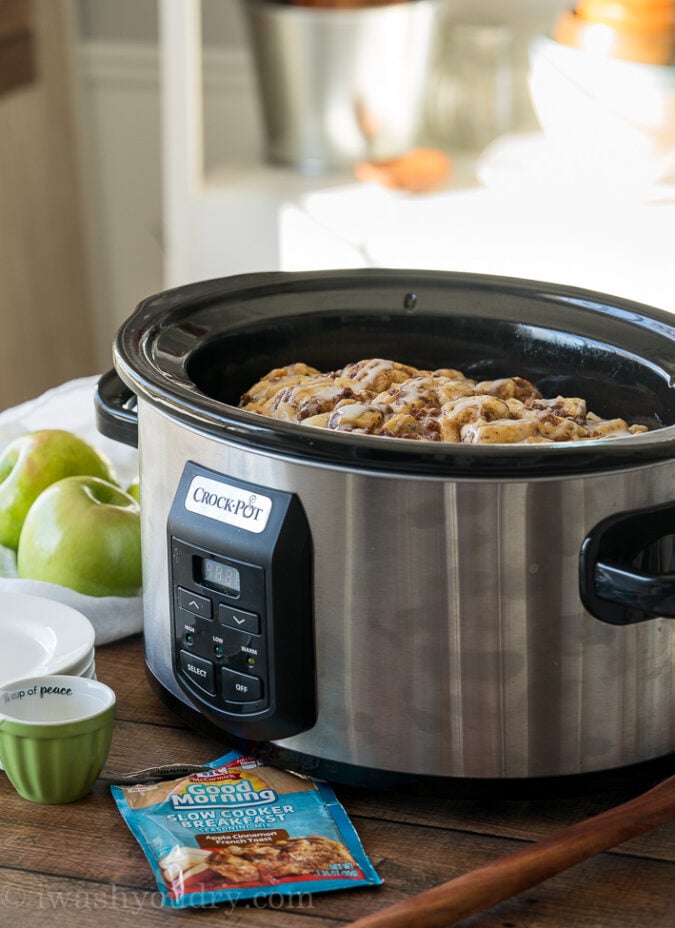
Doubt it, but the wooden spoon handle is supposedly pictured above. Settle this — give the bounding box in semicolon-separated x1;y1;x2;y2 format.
348;774;675;928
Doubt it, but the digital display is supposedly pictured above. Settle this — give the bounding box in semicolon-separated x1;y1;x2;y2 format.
201;557;240;595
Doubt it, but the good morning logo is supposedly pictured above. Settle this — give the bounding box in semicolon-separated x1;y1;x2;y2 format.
170;780;277;809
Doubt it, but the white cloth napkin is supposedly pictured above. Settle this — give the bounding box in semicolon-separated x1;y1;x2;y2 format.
0;376;143;645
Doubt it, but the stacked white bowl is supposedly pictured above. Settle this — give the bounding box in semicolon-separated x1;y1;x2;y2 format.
0;592;97;688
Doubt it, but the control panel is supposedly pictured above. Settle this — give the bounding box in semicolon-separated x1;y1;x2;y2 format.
167;462;315;741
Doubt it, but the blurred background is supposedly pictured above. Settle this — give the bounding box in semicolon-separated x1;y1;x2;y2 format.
1;0;673;408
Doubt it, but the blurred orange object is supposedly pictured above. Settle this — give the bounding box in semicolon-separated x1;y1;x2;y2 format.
553;1;675;63
354;148;451;193
578;0;675;31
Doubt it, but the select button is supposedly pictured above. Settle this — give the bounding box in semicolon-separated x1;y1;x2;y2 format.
179;650;215;695
221;667;263;703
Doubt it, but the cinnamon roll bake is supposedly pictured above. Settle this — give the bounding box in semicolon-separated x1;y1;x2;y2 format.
239;359;648;444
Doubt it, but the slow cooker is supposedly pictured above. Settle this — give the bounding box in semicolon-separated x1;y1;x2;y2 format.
96;269;675;791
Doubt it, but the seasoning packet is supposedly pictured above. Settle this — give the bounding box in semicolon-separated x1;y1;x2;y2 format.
111;750;382;908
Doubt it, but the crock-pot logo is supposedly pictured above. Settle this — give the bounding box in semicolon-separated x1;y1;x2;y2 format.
192;487;262;519
185;476;271;533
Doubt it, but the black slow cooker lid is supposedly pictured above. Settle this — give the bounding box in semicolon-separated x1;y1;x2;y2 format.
112;269;675;478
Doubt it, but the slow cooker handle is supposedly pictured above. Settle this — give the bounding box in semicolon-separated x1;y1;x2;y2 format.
579;501;675;625
94;368;139;448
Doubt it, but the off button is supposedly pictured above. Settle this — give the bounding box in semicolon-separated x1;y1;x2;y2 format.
221;667;263;703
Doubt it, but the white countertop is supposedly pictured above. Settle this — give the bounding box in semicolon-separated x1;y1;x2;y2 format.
278;134;675;315
185;133;675;316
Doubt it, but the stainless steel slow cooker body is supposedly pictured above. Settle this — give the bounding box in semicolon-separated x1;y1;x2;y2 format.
97;269;675;786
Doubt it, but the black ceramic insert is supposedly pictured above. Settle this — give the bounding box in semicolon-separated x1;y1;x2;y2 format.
110;269;675;478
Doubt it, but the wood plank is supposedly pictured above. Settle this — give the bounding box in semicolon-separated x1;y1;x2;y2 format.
2;767;674;928
102;717;226;777
310;820;675;928
0;868;343;927
338;784;675;864
2;635;675;928
94;635;186;729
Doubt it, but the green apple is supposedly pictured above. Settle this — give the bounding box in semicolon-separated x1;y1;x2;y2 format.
0;429;116;550
17;476;141;597
126;481;140;503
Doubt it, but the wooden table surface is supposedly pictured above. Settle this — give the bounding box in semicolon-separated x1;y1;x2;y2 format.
1;634;674;928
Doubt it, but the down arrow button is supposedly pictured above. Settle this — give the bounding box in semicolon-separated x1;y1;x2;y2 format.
218;604;261;636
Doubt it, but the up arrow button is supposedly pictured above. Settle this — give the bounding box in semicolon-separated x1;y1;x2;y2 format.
177;587;213;619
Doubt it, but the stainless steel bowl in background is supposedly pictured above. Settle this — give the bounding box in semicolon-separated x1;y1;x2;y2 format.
241;0;443;172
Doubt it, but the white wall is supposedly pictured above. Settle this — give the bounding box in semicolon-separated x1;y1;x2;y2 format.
75;8;262;366
76;42;164;368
